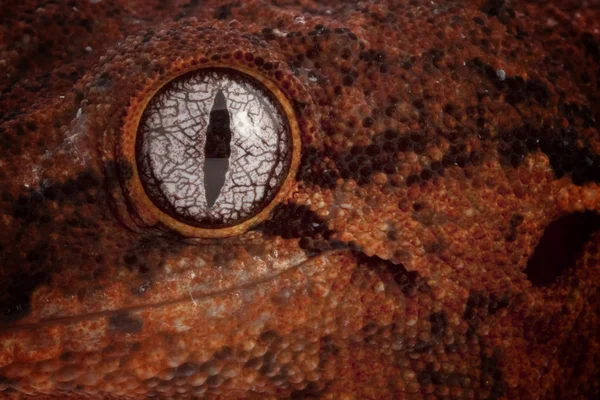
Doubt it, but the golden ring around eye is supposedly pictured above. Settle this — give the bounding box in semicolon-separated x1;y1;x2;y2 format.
119;63;301;238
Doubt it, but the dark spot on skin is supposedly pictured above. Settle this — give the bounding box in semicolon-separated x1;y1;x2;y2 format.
290;383;327;399
514;27;528;41
80;18;93;33
406;174;421;186
213;251;237;268
462;291;511;338
320;335;338;359
174;0;202;20
60;351;76;362
123;236;184;276
12;191;46;223
358;254;431;297
297;146;340;189
429;311;448;337
505;230;517;242
418;363;446;386
481;0;514;25
95;72;111;88
258;204;344;256
12;171;101;222
142;30;154;43
506;78;549;106
498;124;600;185
505;213;524;242
308;25;331;38
175;362;200;377
424;48;444;68
410;341;433;354
108;312;143;334
525;211;600;287
292;100;307;115
387;229;399;241
206;375;225;387
244;357;262;370
258;351;278;377
488;293;510;314
480;351;506;400
123;253;137;266
261;27;277;41
473;17;485;26
442;139;480;171
463;292;484;334
0;128;16;158
425;241;442;253
214;346;233;360
0;375;15;392
581;32;600;62
104;160;123;187
469;58;550;106
299;130;436;189
117;159;134;181
259;330;280;344
1;171;104;324
359;49;387;63
560;102;596;129
413;201;425;212
510;213;524;227
0;271;50;323
481;0;505;16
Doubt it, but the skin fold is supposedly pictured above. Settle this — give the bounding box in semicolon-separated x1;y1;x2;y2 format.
0;0;599;398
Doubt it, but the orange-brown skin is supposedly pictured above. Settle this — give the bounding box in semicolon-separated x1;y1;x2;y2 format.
1;0;600;398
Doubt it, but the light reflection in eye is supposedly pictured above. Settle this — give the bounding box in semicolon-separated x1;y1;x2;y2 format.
136;68;291;228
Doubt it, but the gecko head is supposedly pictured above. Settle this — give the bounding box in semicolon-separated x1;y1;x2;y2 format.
1;1;600;398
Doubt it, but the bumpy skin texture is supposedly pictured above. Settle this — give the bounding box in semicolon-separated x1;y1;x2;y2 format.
1;0;600;398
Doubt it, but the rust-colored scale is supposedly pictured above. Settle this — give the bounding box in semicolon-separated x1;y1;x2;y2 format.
0;0;599;399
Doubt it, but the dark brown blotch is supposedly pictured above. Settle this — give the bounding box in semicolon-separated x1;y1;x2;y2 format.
429;311;448;337
359;254;431;297
0;271;50;323
175;362;201;377
468;58;550;106
525;211;600;286
258;204;343;256
498;124;600;185
108;312;143;334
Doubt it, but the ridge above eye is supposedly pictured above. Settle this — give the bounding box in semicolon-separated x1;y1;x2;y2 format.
136;68;291;229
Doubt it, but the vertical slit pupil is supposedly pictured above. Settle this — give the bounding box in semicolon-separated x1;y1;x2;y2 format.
204;89;232;208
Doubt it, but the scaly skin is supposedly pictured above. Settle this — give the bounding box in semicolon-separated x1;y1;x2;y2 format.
1;0;600;398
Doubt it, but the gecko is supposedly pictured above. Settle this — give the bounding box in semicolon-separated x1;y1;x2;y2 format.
1;0;599;398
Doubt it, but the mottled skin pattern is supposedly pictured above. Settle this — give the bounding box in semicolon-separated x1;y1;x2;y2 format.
1;0;600;398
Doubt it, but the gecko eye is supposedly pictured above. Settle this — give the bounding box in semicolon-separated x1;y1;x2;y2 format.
135;68;292;230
